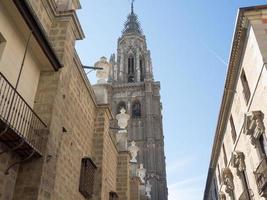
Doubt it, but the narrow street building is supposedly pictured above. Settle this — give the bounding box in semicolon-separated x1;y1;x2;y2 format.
204;5;267;200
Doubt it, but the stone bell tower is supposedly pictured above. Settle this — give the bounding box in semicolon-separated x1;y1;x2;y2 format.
107;2;168;200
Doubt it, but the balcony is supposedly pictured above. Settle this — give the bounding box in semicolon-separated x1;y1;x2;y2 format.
254;157;267;197
0;72;46;158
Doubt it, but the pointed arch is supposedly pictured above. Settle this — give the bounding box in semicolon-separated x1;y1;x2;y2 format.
117;101;126;114
132;100;141;118
128;55;135;82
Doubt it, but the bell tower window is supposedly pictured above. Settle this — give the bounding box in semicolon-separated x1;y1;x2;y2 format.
132;101;141;118
128;57;135;82
140;59;145;82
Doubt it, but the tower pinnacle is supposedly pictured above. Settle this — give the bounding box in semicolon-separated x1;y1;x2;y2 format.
122;0;142;35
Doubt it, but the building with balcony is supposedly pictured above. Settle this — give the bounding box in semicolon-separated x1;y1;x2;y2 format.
0;0;143;200
204;5;267;200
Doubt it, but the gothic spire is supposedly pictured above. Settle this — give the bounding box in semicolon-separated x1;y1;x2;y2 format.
122;0;143;35
131;0;134;14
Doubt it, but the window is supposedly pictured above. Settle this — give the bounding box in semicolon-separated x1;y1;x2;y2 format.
140;59;145;81
79;157;97;199
259;134;267;157
217;165;221;184
132;101;141;118
0;33;6;60
117;101;126;114
128;57;134;82
222;144;228;167
241;70;251;104
109;192;119;200
230;115;237;143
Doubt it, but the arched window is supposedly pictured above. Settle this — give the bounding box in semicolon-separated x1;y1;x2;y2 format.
132;101;141;118
128;56;135;82
117;101;126;114
140;58;145;82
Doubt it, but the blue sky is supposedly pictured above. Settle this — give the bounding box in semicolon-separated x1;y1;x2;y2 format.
76;1;267;199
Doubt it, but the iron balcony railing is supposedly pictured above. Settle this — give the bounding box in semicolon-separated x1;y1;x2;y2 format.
254;157;267;197
0;72;46;157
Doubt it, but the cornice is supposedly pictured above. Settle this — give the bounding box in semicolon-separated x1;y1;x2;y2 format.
73;49;98;106
96;104;114;120
112;82;145;89
46;0;84;40
118;34;146;45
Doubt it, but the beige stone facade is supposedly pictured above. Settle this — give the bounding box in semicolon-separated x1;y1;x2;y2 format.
0;0;133;200
204;5;267;200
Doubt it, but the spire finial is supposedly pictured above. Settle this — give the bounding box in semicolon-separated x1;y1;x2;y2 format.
131;0;134;14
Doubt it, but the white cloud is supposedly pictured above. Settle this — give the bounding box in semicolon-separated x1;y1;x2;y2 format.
167;157;205;200
168;176;205;200
166;157;195;175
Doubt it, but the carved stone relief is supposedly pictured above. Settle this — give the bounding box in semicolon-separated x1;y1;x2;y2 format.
243;111;265;146
222;167;234;194
231;151;245;177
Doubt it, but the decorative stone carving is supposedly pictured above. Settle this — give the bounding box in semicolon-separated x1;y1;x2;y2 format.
116;108;130;130
231;151;245;177
95;57;111;84
128;141;139;163
222;168;234;194
145;181;152;199
219;192;226;200
244;111;265;146
137;164;146;183
116;108;130;151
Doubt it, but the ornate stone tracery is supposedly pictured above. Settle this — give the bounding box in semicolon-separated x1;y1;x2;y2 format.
243;111;265;146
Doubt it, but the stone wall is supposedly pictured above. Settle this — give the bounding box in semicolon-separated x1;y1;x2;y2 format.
117;151;131;200
92;106;118;200
0;143;19;200
130;177;140;200
0;0;100;200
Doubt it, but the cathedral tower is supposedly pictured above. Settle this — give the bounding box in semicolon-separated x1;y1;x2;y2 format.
107;2;168;199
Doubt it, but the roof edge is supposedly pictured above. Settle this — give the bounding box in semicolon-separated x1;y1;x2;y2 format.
13;0;62;71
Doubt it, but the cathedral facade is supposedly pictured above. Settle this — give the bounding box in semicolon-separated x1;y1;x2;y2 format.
106;4;168;200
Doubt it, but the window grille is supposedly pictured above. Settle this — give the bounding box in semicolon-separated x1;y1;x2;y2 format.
109;191;119;200
79;157;97;199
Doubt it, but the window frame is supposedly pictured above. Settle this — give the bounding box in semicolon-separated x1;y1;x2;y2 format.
79;157;97;199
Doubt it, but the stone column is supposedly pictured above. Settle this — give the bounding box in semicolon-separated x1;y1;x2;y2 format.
117;151;131;200
136;50;140;82
119;50;124;82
